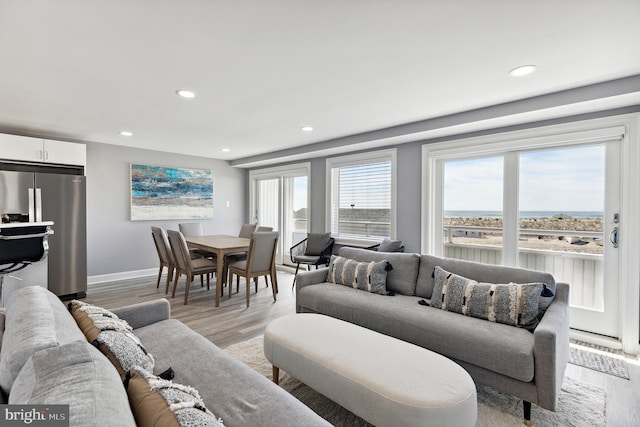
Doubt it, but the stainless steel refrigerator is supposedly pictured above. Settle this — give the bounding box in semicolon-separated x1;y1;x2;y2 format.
0;164;87;299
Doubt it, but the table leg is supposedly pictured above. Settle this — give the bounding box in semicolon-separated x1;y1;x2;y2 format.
215;250;224;307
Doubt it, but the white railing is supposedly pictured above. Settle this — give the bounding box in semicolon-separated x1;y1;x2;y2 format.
443;225;604;310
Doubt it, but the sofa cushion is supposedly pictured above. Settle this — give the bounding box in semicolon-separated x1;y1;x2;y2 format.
9;340;136;427
431;266;543;332
126;368;224;427
69;300;154;379
0;286;85;394
133;319;330;427
327;255;390;295
296;283;536;382
339;247;420;295
416;254;556;313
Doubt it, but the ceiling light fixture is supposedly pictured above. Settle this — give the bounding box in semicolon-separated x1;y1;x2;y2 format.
176;89;196;98
301;126;314;132
221;148;230;153
120;131;133;137
508;65;538;77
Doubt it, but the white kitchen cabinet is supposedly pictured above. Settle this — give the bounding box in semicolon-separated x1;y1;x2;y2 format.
0;133;43;162
43;139;86;166
0;133;86;167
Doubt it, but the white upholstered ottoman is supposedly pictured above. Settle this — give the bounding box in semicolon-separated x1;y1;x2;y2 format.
264;314;477;427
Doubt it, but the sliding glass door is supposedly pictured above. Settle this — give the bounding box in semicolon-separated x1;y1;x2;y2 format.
427;129;624;338
250;164;310;266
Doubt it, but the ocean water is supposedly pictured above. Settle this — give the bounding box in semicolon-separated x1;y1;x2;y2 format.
444;210;603;219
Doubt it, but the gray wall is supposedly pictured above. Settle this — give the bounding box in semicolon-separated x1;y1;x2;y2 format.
86;142;246;278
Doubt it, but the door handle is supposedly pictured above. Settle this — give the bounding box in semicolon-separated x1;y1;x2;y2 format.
609;227;619;248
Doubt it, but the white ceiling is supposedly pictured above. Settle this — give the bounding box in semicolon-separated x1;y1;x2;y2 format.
1;1;639;166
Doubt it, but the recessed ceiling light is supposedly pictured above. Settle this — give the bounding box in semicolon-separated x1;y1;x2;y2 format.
120;131;133;137
301;126;314;132
221;148;230;153
176;89;196;98
508;65;537;77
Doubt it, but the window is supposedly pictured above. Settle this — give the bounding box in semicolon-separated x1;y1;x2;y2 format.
326;149;396;242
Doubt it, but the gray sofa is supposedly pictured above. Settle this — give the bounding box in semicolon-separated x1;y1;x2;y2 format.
0;286;330;427
296;247;570;423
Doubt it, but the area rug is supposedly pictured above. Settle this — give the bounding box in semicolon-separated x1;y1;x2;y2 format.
225;336;606;427
569;339;629;379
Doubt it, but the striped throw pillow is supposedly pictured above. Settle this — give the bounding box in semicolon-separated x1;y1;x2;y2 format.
327;255;391;295
431;266;543;332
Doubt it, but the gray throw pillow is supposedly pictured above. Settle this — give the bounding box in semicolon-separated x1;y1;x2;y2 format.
305;233;331;256
327;255;391;295
431;266;543;332
9;340;136;427
377;238;404;252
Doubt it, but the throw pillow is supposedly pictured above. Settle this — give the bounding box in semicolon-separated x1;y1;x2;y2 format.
327;255;391;295
431;266;543;332
126;368;224;427
305;233;331;256
69;300;154;379
9;340;137;427
377;238;404;252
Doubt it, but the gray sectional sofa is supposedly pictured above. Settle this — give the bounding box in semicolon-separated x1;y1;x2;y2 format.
0;286;330;427
296;247;570;423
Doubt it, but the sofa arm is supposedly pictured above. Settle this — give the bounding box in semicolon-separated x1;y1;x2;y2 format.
111;298;171;330
533;282;570;410
295;267;329;293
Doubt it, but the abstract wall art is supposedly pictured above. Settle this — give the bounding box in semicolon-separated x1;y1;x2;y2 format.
130;164;213;221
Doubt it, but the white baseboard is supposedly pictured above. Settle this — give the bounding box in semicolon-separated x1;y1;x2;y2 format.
88;268;157;285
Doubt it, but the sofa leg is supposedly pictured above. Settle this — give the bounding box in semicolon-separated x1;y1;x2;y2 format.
523;401;531;426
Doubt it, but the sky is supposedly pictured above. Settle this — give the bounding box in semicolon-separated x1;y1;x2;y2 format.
444;145;606;212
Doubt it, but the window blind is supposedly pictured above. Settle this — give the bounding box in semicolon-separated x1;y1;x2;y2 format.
330;160;392;239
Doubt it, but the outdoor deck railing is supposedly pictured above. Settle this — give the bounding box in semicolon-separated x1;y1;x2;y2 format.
443;225;603;310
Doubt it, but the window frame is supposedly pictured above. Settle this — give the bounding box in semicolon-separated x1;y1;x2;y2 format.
325;148;397;245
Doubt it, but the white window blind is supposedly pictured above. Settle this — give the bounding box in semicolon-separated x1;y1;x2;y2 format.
328;151;395;240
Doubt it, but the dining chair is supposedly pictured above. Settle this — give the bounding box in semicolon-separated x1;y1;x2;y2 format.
256;226;274;231
223;223;259;265
238;223;257;238
178;222;216;259
227;231;279;308
167;230;218;305
290;232;335;288
151;226;174;294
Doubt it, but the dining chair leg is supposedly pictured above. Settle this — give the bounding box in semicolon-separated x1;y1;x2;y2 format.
272;267;279;294
270;272;277;302
165;267;173;294
254;277;258;293
184;273;192;305
227;270;233;299
206;273;210;291
171;271;180;298
156;265;163;288
245;277;251;307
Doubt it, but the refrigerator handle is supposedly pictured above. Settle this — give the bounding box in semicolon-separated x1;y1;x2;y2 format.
28;188;35;222
35;188;42;222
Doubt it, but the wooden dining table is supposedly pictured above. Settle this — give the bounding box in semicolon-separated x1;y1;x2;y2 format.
185;234;250;307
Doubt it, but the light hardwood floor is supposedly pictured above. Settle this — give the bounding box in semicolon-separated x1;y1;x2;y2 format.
86;270;640;426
